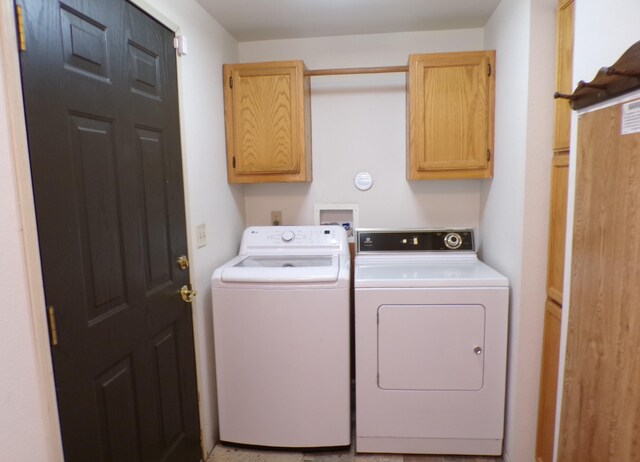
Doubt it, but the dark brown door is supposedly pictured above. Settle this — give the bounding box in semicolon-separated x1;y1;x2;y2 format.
18;1;201;461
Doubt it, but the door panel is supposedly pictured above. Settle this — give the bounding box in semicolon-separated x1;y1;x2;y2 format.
96;356;142;461
19;1;201;461
137;127;173;291
153;325;187;451
546;152;569;305
536;300;562;462
233;67;300;175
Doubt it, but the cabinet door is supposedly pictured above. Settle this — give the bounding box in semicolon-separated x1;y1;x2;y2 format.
536;300;562;462
223;61;311;183
553;0;575;151
407;51;495;180
546;152;570;304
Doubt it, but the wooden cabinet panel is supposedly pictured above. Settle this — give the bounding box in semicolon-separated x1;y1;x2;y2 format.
553;0;575;151
559;101;640;462
536;300;562;462
407;51;495;180
547;152;569;304
536;1;573;458
223;61;311;183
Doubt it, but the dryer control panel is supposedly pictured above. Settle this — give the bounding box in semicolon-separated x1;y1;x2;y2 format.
356;229;474;253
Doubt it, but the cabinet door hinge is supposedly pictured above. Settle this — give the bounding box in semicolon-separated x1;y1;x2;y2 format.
487;149;491;162
229;76;233;89
47;306;59;347
487;63;492;77
15;4;26;52
232;156;236;169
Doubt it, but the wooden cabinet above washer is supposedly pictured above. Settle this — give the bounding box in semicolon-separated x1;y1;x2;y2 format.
407;51;495;180
223;60;312;183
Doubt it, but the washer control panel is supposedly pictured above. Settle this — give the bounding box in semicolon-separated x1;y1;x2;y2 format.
240;226;348;254
357;229;474;253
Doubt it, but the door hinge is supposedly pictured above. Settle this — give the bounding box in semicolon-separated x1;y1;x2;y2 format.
487;149;491;162
47;306;58;347
15;4;26;52
487;63;492;77
229;76;233;89
232;156;236;169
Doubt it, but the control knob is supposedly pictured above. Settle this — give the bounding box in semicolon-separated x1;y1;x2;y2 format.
281;230;295;243
444;232;462;250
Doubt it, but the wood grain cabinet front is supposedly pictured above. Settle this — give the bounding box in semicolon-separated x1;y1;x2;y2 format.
223;60;312;183
407;51;495;180
553;0;575;151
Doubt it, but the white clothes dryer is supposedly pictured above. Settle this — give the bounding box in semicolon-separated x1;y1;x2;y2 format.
211;226;351;448
354;229;509;456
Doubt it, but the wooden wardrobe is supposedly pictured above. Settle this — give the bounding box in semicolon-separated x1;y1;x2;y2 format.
552;38;640;461
557;93;640;462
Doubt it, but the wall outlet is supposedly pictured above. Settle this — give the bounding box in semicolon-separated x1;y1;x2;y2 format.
196;224;207;248
271;211;282;226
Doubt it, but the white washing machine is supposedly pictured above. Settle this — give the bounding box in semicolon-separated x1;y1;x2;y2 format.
211;226;351;448
354;229;509;456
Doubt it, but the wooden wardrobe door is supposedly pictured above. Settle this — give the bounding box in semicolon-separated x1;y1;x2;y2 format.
558;100;640;461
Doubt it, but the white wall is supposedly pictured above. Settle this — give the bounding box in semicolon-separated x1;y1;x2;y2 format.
239;30;486;229
572;0;640;83
482;0;556;460
0;0;243;459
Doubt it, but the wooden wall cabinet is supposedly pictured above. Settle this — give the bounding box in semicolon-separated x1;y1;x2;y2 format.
223;60;312;183
407;51;495;180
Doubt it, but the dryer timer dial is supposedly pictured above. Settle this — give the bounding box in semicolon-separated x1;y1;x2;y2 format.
444;232;462;250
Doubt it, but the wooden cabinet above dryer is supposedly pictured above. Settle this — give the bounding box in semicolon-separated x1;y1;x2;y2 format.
407;51;495;180
223;60;312;183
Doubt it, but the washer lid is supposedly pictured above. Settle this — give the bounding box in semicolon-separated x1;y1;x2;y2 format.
220;255;340;283
355;257;508;288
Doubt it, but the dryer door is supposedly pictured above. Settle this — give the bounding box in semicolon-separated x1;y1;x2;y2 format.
377;304;485;390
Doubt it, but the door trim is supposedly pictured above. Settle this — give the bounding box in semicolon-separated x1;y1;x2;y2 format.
129;0;179;32
1;2;203;460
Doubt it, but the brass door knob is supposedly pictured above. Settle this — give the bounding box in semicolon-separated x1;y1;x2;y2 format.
180;285;196;303
176;255;189;270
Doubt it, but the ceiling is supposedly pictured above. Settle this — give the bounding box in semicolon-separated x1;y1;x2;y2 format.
195;0;503;42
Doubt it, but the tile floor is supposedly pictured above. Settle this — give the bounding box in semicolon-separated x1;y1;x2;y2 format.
207;443;503;462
